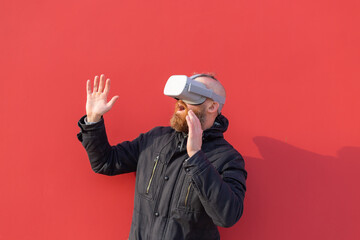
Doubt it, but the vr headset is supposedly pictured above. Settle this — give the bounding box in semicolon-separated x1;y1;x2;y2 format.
164;74;225;114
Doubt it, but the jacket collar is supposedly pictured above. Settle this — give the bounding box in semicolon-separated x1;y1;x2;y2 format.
203;114;229;140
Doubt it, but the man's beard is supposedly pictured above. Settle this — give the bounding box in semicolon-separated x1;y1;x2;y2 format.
170;100;206;133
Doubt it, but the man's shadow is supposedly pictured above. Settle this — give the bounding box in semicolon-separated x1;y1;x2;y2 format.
220;136;360;240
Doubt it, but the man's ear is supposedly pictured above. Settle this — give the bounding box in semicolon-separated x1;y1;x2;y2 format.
208;101;219;114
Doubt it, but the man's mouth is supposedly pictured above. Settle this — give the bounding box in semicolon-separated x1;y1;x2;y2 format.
178;104;185;111
175;100;187;114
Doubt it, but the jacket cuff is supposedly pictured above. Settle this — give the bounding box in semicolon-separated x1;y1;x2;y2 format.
84;116;101;125
77;115;105;142
78;115;104;131
183;150;211;176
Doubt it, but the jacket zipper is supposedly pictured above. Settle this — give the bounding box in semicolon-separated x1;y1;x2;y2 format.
184;183;192;207
146;155;159;194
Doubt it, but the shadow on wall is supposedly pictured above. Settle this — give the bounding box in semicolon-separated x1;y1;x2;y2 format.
220;136;360;240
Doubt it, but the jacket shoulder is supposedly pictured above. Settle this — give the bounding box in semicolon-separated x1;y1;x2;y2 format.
139;126;174;143
205;138;245;169
205;137;242;157
145;126;173;137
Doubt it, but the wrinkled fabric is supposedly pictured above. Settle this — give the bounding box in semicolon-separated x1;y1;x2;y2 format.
77;114;247;240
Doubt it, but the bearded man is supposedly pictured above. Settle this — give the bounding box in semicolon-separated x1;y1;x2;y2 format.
77;73;247;240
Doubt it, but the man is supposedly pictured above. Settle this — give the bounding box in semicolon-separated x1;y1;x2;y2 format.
77;73;247;240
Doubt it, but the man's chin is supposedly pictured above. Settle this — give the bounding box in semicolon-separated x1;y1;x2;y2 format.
170;114;188;133
172;126;188;133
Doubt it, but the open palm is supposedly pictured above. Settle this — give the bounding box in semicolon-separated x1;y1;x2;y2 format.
86;74;119;122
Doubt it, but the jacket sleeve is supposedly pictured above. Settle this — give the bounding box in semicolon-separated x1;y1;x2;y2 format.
182;150;247;228
77;115;144;176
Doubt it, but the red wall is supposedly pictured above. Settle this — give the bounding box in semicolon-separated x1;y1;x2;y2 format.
1;0;359;239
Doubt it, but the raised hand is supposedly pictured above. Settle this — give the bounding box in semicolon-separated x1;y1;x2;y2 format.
186;110;203;158
86;74;119;122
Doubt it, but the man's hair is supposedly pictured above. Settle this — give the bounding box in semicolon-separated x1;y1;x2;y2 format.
191;72;218;81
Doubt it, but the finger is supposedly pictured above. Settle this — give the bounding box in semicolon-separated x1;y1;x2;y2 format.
98;74;105;92
186;114;191;126
104;78;111;93
193;111;202;130
189;110;202;131
93;75;99;93
188;110;199;127
107;95;119;108
186;114;194;135
86;80;91;94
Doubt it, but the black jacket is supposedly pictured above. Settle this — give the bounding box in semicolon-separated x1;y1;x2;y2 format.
77;114;247;240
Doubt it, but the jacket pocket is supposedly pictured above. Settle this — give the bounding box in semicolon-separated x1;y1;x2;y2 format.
137;154;162;200
177;178;203;213
146;155;159;194
184;183;192;207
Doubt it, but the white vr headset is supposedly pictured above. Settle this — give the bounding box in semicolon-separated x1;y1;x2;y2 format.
164;74;226;114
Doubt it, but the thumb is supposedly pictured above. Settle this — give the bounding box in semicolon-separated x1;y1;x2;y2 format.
107;95;119;108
